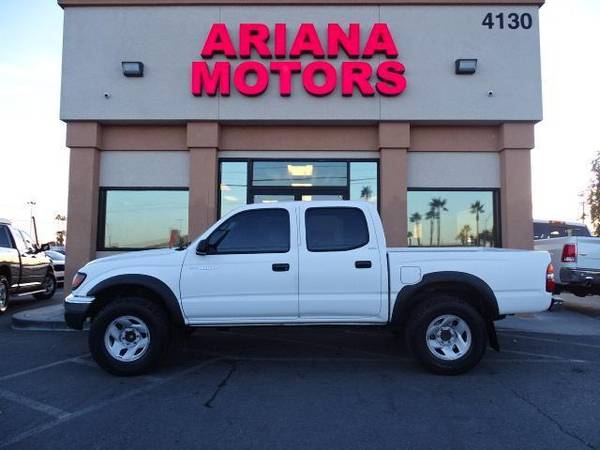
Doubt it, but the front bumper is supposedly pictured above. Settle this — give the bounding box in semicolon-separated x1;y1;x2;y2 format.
64;294;94;330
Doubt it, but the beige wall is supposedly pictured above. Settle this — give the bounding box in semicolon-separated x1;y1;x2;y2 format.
64;121;536;290
65;123;102;294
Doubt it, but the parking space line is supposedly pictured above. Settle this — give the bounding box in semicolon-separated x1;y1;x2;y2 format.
0;357;224;449
499;332;600;350
68;358;98;369
0;354;91;382
0;389;71;420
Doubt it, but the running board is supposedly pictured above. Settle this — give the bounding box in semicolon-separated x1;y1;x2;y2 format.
16;289;46;297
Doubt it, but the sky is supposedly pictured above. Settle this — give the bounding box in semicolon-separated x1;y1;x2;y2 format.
0;0;599;243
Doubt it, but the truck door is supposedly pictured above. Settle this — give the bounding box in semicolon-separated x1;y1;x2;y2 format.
9;227;44;289
0;225;20;287
180;207;299;322
298;205;384;320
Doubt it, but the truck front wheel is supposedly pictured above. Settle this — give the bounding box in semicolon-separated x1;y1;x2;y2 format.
89;297;170;376
0;275;9;315
33;273;56;300
406;295;487;375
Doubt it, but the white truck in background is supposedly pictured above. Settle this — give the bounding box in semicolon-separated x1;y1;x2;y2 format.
534;220;600;297
65;202;553;376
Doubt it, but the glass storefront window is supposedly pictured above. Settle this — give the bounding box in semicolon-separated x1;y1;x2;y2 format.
350;162;378;205
220;161;248;216
99;189;189;250
253;161;347;187
407;190;498;247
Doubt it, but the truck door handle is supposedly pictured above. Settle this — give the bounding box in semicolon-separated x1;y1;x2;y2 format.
272;263;290;272
355;260;372;269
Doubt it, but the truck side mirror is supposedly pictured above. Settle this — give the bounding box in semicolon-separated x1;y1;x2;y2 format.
196;239;209;255
40;243;50;252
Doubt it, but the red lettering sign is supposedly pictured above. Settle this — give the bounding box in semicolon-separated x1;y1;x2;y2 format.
192;23;406;97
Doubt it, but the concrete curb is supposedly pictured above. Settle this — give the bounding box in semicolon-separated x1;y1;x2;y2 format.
11;304;86;332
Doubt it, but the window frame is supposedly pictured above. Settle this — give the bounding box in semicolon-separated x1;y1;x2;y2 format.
97;186;190;252
407;187;502;248
305;206;370;253
206;208;291;255
218;158;380;219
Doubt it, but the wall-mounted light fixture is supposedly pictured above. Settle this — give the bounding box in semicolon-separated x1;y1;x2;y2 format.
455;59;478;75
121;61;144;77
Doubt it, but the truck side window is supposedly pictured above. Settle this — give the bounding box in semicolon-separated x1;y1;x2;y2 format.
207;208;290;254
9;227;28;253
305;207;369;252
0;226;12;249
18;230;36;253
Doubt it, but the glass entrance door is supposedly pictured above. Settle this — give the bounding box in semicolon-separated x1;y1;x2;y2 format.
252;189;346;205
219;159;378;218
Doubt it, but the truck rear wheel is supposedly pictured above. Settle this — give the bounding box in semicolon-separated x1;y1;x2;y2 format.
89;297;170;376
406;295;487;375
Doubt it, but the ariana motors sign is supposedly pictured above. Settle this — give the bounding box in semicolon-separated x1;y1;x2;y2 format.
191;23;407;98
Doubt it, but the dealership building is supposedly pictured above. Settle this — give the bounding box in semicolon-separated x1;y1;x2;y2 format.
59;0;544;289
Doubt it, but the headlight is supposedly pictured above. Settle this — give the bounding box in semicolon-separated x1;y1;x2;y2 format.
72;272;87;290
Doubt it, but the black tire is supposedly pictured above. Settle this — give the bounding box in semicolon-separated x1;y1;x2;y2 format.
0;275;9;315
406;294;487;375
89;297;171;376
33;273;57;300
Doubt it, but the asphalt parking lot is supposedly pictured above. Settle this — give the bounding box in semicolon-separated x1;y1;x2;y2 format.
1;292;600;449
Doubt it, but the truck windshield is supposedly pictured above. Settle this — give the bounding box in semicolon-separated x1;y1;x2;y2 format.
534;222;592;239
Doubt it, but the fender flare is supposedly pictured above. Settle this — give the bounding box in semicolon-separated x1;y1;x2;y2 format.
391;271;500;326
88;274;185;327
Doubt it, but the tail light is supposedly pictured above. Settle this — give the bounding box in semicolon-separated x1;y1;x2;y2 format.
561;244;577;263
546;263;555;293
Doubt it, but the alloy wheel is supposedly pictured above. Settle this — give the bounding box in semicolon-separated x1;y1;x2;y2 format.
425;314;472;361
104;315;151;362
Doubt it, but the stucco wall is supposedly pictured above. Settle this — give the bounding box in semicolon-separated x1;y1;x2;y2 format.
99;151;190;187
407;152;500;188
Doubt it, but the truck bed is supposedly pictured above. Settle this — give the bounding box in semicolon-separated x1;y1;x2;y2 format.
387;247;552;315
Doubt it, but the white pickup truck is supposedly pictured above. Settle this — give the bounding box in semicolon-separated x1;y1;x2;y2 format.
534;220;600;297
66;202;553;376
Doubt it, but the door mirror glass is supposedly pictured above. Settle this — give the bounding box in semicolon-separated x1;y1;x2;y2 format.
196;239;209;255
39;243;51;252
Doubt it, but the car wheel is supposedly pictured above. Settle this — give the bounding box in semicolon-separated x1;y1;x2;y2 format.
0;276;9;315
89;297;170;376
33;273;57;300
406;294;487;375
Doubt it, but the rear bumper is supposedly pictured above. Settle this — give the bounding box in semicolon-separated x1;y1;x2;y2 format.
559;268;600;286
64;294;94;330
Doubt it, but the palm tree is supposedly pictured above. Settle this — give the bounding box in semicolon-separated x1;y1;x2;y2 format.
409;212;422;246
431;197;448;246
470;200;485;246
425;208;436;246
360;186;373;202
407;231;413;246
478;229;494;247
456;224;472;246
